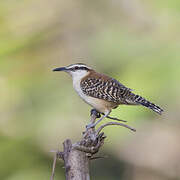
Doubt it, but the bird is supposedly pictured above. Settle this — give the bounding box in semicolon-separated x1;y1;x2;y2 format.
53;63;163;128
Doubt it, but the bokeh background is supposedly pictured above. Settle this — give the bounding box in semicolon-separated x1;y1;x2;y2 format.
0;0;180;179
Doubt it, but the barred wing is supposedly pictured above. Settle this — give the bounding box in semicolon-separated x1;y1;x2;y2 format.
80;77;132;104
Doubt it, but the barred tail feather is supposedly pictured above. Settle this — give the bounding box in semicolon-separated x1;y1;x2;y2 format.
139;99;163;115
133;94;163;115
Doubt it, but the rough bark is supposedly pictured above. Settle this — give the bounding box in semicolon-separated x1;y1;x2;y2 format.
63;139;90;180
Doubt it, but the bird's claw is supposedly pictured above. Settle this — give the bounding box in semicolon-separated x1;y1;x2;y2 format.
90;109;101;118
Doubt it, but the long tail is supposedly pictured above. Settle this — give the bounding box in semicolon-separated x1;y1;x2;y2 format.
129;93;163;115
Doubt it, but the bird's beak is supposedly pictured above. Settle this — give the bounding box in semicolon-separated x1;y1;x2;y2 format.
53;67;67;72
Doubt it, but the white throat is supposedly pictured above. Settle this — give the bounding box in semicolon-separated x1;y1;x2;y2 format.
69;70;89;99
70;70;89;83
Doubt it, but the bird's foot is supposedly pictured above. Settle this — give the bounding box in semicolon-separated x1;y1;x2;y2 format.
90;109;101;118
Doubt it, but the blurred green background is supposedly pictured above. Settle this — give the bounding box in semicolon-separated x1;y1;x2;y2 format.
0;0;180;179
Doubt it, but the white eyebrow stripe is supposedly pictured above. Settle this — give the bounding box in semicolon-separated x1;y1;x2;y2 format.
67;64;91;69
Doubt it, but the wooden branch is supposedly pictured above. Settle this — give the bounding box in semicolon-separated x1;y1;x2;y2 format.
51;109;135;180
63;139;90;180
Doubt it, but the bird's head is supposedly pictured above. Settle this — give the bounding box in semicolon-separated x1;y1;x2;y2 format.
53;63;92;79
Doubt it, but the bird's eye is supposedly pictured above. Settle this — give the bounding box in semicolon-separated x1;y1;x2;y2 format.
74;66;79;70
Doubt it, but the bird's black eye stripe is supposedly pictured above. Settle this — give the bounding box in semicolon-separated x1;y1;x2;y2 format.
70;66;89;71
69;67;78;71
81;67;89;71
